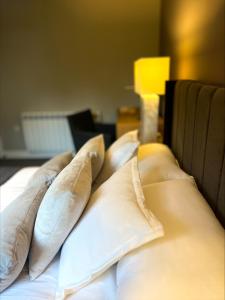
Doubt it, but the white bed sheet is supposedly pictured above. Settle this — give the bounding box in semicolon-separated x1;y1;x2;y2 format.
0;167;39;212
1;255;117;300
1;255;59;300
0;167;117;300
1;254;117;300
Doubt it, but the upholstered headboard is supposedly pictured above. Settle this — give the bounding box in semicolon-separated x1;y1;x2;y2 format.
164;80;225;227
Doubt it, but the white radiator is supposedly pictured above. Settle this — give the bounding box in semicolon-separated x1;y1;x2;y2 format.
21;111;75;154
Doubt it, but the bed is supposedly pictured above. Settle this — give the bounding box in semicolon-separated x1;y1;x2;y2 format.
0;80;224;300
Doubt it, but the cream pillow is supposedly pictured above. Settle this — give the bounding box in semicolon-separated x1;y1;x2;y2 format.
76;135;105;181
29;155;92;280
117;179;225;300
137;143;176;162
93;130;140;190
57;157;163;298
137;143;193;186
0;152;73;292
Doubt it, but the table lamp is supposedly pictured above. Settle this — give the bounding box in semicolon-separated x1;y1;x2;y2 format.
134;57;170;143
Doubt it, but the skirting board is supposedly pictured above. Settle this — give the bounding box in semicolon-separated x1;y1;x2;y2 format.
0;150;76;159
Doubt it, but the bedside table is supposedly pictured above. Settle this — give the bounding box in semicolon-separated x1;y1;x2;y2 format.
116;107;140;138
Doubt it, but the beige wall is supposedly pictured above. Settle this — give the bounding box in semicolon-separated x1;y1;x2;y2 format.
160;0;225;85
0;0;161;150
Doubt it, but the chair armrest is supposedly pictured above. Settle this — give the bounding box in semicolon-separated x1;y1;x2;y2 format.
71;130;99;151
70;130;112;151
95;123;116;141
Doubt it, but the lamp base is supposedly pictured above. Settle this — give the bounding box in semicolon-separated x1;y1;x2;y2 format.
140;94;159;144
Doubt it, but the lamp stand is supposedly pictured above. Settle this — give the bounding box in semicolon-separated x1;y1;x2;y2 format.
140;93;159;143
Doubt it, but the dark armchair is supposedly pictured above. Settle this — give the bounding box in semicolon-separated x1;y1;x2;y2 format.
67;109;116;151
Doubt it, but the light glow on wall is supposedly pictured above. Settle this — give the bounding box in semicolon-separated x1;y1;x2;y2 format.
163;0;224;82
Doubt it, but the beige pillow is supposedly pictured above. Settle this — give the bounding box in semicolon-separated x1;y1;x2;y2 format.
93;130;140;190
76;135;105;181
138;143;176;162
29;155;92;280
0;152;73;292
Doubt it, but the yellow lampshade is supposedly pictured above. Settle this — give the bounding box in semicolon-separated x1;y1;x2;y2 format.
134;57;170;96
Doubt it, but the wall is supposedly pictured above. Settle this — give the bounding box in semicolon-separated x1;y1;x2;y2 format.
0;0;161;150
160;0;225;85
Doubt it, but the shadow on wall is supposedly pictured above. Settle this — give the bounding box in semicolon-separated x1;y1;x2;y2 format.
0;0;161;150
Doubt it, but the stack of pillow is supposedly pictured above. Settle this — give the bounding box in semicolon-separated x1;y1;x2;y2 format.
1;130;147;292
1;130;224;300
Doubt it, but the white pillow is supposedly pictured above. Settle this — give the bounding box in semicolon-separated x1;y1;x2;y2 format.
117;179;225;300
137;143;193;186
29;155;92;280
138;143;176;162
57;157;163;298
93;130;140;190
0;152;73;292
76;134;105;181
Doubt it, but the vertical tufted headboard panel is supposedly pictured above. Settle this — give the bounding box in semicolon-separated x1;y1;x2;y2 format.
164;80;225;227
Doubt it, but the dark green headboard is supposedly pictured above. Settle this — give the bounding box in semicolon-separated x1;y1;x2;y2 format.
164;80;225;227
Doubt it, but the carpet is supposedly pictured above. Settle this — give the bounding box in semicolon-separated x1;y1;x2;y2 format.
0;166;21;185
